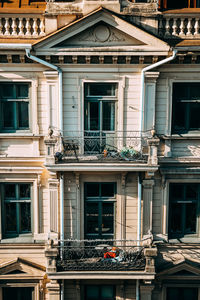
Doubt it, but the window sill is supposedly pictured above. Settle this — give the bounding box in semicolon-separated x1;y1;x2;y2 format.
0;133;41;138
1;234;34;243
168;236;200;243
160;133;200;140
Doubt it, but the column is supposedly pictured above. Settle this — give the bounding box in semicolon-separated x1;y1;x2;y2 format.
46;280;60;300
142;179;154;237
140;284;154;300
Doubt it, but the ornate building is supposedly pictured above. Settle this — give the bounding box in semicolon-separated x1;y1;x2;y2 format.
0;0;200;299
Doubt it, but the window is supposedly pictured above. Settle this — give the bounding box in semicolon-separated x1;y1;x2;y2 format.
84;83;117;153
2;183;32;237
167;287;198;300
85;285;115;300
172;83;200;133
160;0;200;9
0;83;29;132
3;287;34;300
84;183;116;239
169;184;200;238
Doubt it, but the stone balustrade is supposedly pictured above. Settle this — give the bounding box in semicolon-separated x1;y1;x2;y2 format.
160;15;200;38
0;15;45;37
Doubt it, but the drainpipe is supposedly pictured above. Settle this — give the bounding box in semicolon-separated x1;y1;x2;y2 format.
25;49;64;300
136;49;177;300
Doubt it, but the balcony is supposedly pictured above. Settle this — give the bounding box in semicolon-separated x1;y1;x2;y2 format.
45;239;157;277
58;131;151;163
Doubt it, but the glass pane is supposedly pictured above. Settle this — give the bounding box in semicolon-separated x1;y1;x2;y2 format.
190;103;200;129
5;184;16;199
86;183;99;197
102;203;114;234
16;84;29;98
172;102;186;132
19;184;30;199
190;83;200;99
186;185;198;200
167;287;180;300
88;83;116;96
101;286;114;299
5;203;16;232
185;203;197;233
3;287;33;300
18;102;29;128
101;183;115;197
89;102;99;130
183;288;198;300
85;202;99;234
102;102;115;131
169;203;182;234
86;286;99;299
20;203;31;232
2;101;14;128
170;184;184;200
0;84;14;98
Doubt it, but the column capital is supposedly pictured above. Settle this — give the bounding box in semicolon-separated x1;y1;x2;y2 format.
142;179;155;188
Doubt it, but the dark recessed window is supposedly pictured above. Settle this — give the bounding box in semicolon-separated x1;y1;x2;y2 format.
84;182;116;239
172;83;200;133
167;287;198;300
160;0;200;9
0;83;30;132
2;183;32;238
85;285;115;300
3;287;34;300
169;183;199;238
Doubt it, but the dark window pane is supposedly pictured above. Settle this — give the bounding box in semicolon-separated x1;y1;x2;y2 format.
86;183;99;197
20;203;31;232
101;183;115;197
16;84;28;98
190;103;200;129
5;203;16;232
87;84;116;96
5;184;16;199
102;203;114;234
86;286;99;299
19;184;30;199
102;102;115;131
85;202;99;234
2;101;14;128
186;185;198;200
172;102;186;132
89;102;99;130
0;84;14;98
3;287;33;300
167;287;198;300
101;286;114;299
170;184;183;200
18;102;29;128
183;288;198;300
185;203;197;233
170;203;182;233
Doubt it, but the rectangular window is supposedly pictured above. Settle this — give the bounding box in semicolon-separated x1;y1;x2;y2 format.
84;183;116;239
2;183;32;237
169;184;200;238
85;285;115;300
0;83;30;132
167;287;198;300
161;0;200;9
3;287;34;300
84;83;117;153
172;83;200;133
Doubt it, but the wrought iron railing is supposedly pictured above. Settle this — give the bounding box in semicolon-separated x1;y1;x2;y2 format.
56;239;145;271
60;130;150;162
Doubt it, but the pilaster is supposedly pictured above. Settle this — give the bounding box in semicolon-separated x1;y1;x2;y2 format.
140;284;155;300
142;179;154;237
46;280;60;300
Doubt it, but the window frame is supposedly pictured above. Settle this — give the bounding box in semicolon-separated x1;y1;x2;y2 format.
163;285;200;300
84;285;116;300
84;182;117;240
0;82;30;133
1;183;33;238
160;0;200;9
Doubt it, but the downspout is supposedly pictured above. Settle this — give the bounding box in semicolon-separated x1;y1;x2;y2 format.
136;49;177;300
25;49;64;300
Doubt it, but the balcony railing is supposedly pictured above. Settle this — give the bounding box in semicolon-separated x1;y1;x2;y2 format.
56;239;145;271
59;130;150;162
159;15;200;38
0;16;45;38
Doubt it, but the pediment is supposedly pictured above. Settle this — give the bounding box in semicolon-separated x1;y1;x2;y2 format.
157;261;200;278
0;258;45;278
34;8;170;54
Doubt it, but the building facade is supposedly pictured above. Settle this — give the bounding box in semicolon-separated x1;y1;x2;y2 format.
0;0;200;299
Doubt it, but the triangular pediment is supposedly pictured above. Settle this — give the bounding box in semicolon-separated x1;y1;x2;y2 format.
157;260;200;279
0;258;45;278
33;8;170;54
